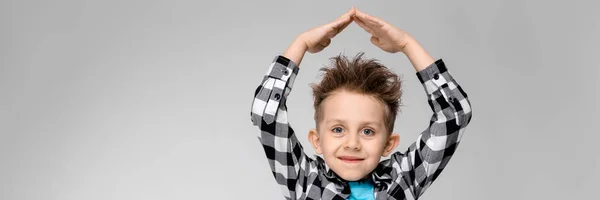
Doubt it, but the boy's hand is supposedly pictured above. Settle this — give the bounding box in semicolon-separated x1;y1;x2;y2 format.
299;7;356;53
353;9;412;54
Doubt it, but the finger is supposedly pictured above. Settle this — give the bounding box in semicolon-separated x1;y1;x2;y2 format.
324;8;356;38
326;16;352;38
329;15;352;30
347;6;357;18
335;17;353;34
316;44;327;52
353;17;374;34
326;29;338;39
320;39;331;46
354;9;384;28
354;9;379;25
370;36;380;46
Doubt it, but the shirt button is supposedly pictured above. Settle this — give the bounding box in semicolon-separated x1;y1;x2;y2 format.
282;69;289;75
433;74;439;80
274;93;281;100
449;97;455;103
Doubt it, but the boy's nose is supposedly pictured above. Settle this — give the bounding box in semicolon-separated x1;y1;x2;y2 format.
344;134;361;150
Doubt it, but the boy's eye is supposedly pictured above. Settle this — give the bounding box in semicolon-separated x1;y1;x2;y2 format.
332;127;344;134
362;129;374;136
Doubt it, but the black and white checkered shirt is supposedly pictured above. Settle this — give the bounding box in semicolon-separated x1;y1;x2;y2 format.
250;55;472;200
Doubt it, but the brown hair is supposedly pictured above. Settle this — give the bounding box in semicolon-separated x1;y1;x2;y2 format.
311;52;402;134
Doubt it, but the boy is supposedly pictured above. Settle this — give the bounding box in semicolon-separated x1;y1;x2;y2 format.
250;7;472;200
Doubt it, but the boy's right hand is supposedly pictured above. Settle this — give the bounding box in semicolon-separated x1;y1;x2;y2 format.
299;7;356;53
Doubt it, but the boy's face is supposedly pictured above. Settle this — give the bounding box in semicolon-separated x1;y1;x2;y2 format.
308;90;399;181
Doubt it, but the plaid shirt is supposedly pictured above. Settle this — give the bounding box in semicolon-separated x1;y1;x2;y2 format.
250;55;472;200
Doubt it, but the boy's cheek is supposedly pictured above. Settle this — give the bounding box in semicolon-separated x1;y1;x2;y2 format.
320;139;341;154
363;140;389;157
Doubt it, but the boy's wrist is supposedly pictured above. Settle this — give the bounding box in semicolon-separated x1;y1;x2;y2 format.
395;33;414;54
398;34;416;54
400;36;435;72
282;37;308;67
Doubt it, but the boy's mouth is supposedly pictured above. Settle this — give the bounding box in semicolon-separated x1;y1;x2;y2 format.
338;156;364;163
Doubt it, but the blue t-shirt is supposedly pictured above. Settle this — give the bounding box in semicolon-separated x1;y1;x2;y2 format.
347;180;375;200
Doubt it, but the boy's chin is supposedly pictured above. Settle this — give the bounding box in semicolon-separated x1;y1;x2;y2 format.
326;161;379;181
336;171;371;181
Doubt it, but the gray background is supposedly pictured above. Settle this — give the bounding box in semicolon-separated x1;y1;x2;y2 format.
1;0;598;199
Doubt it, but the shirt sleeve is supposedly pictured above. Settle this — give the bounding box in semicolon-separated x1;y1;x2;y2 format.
390;59;473;198
250;55;315;200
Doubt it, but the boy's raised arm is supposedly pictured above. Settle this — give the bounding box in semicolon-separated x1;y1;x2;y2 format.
399;39;473;198
250;8;355;200
354;9;473;198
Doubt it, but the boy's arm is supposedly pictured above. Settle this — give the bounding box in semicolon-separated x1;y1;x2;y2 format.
392;39;473;197
354;9;473;198
250;8;355;200
250;53;306;200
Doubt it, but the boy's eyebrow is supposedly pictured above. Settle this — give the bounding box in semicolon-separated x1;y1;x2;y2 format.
325;118;383;127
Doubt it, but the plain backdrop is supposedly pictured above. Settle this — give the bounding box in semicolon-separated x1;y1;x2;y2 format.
1;0;598;199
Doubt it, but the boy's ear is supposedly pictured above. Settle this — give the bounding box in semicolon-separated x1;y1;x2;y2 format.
382;133;400;157
308;129;323;155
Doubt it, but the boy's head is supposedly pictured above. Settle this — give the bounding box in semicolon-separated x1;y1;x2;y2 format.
308;52;402;181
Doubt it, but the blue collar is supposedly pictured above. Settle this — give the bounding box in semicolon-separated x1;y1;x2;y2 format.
348;180;375;200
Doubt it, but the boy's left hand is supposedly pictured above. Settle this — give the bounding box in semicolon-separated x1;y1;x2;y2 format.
352;9;412;54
